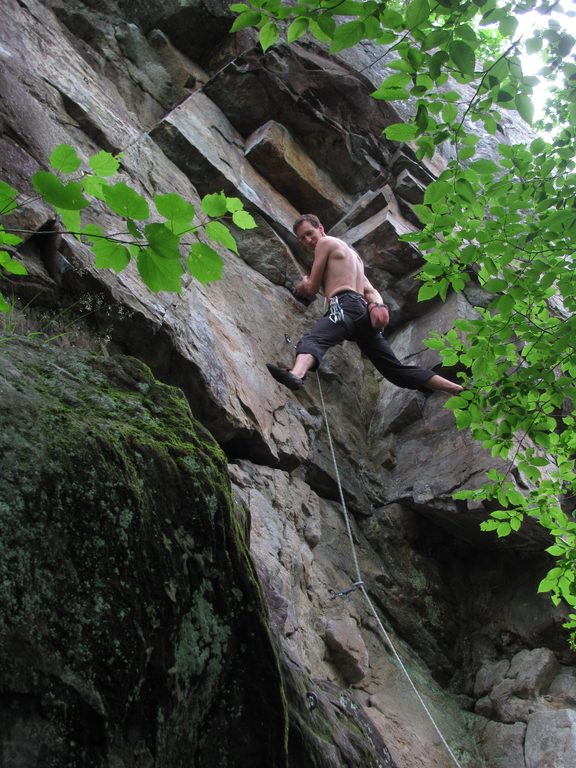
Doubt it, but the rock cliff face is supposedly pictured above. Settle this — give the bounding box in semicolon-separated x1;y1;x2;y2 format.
0;341;288;768
0;1;574;767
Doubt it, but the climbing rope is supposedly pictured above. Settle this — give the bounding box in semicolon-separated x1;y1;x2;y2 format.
315;371;464;768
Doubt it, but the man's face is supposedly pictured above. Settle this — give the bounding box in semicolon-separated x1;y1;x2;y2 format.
295;222;324;251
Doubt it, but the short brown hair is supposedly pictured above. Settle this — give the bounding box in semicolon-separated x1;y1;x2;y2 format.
292;213;321;234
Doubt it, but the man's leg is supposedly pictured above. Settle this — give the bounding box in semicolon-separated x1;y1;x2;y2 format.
291;353;316;379
358;333;462;393
267;312;350;390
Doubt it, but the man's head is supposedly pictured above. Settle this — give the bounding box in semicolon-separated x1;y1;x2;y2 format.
293;214;325;251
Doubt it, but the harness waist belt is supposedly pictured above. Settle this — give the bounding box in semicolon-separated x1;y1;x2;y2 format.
330;290;365;302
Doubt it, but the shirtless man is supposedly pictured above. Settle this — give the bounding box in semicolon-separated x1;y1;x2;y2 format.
266;214;463;395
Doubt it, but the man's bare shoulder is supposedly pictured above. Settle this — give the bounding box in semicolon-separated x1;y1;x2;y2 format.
319;235;351;252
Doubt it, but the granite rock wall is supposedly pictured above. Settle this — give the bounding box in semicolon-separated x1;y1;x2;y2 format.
0;1;574;766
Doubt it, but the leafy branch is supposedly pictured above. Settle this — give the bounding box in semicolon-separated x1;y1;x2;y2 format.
0;144;257;310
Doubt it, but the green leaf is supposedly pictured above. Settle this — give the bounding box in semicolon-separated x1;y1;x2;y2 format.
188;243;224;284
0;292;10;312
469;159;499;175
103;182;149;220
482;114;498;134
126;219;142;239
144;223;181;260
372;86;410;101
381;8;403;29
0;251;28;275
455;177;476;204
82;222;104;239
0;181;19;215
546;544;566;556
525;36;542;54
411;204;433;223
373;72;413;100
422;28;450;50
449;40;476;76
83;223;130;272
138;248;184;292
309;18;333;42
49;144;82;174
429;49;449;79
445;396;469;409
384;122;419;141
225;197;243;213
497;522;511;537
154;193;195;222
515;94;534;125
557;32;575;57
230;11;261;33
58;208;81;235
480;520;500;532
205;221;238;254
31;171;89;210
418;282;439;301
0;228;22;247
389;58;416;74
81;175;106;200
460;146;478;161
376;30;398;45
380;73;413;89
442;102;458;123
483;277;508;292
496;88;515;105
201;191;228;218
92;240;131;273
415;73;434;91
537;577;554;594
424;180;450;204
316;15;336;38
497;293;515;314
498;16;518;38
405;0;430;29
88;151;121;177
287;17;308;43
330;20;365;53
232;210;257;230
259;21;279;52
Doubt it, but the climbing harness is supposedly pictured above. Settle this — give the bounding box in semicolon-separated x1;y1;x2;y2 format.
315;371;464;768
328;294;346;324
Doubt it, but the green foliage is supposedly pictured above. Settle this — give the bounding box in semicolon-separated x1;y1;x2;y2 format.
0;146;258;300
230;0;576;642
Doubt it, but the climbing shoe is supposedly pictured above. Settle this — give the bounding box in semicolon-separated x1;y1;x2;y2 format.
266;364;305;391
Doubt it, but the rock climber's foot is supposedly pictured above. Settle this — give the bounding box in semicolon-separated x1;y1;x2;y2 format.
266;364;305;391
426;374;464;395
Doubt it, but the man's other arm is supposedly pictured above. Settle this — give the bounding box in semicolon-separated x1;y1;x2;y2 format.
293;240;331;298
362;276;384;304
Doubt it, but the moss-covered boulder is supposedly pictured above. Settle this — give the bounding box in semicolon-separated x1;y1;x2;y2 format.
0;338;288;767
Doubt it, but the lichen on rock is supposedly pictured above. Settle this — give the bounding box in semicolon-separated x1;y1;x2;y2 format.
0;337;288;767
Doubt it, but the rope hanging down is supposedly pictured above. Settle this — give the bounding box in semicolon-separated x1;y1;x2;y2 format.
315;371;464;768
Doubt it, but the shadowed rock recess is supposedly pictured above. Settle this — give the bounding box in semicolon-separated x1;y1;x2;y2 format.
0;1;574;767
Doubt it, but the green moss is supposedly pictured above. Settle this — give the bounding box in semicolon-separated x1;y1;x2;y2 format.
173;593;232;693
0;339;289;767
